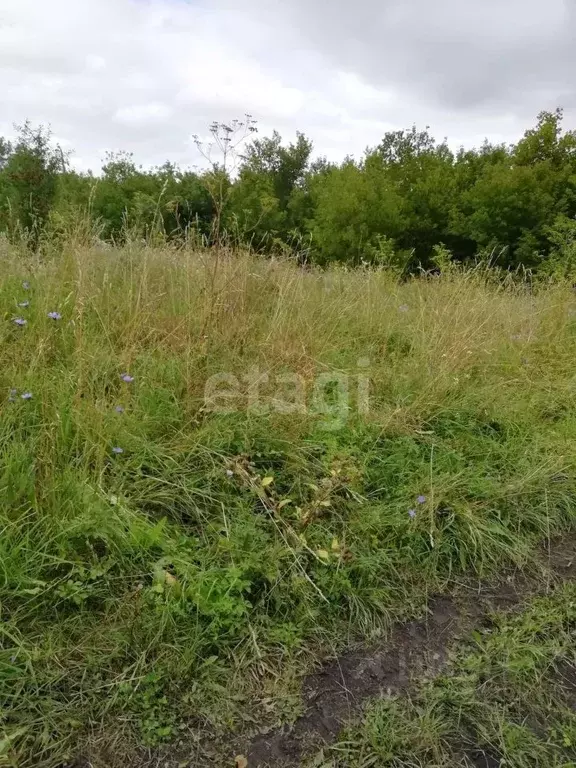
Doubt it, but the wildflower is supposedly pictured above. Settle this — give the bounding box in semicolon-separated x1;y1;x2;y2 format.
399;304;409;313
226;469;234;478
408;509;417;519
22;281;30;290
18;301;30;308
21;392;33;400
8;389;17;402
120;373;134;383
47;311;62;321
417;495;427;505
115;405;125;414
13;317;27;326
112;447;124;454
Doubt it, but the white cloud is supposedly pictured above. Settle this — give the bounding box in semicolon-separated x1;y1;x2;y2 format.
1;0;574;172
114;102;173;125
85;55;106;73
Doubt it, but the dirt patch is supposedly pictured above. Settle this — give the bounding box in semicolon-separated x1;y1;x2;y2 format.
464;749;502;768
238;535;576;767
241;596;491;766
94;535;575;768
556;658;576;709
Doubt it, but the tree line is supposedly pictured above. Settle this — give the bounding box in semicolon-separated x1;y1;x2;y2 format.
2;109;576;274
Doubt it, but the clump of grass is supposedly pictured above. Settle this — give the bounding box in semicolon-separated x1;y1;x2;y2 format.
1;243;576;765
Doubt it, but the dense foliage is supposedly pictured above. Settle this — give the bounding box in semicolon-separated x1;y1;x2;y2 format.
2;109;576;271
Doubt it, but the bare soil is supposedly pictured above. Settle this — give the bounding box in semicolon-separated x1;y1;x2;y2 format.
77;535;576;768
240;536;576;768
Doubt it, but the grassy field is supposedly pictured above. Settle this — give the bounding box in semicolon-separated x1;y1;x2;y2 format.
2;240;576;767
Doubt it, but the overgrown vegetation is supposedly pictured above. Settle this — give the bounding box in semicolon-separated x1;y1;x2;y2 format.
2;241;576;766
3;108;576;272
322;583;576;767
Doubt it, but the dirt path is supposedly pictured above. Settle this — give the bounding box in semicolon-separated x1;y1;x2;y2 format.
238;536;576;767
117;535;576;768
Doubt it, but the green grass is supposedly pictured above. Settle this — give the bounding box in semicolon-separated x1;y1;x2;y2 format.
2;241;576;765
319;583;576;767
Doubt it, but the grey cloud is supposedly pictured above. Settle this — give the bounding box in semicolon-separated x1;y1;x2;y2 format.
2;0;575;172
237;0;575;114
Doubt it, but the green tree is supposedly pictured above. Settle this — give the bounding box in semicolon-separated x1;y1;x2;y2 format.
0;137;12;170
0;122;64;246
230;131;313;249
310;156;406;264
453;162;556;266
374;127;460;264
540;214;576;277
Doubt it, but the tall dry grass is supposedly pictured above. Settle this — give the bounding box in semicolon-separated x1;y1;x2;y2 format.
2;241;576;766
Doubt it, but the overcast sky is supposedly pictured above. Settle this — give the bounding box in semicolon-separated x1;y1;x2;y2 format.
1;0;574;172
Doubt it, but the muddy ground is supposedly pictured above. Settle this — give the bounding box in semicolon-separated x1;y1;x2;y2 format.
76;535;576;768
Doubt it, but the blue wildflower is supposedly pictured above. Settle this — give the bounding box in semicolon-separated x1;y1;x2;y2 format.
120;373;134;383
21;392;33;401
417;495;427;505
115;405;125;414
18;301;30;308
112;447;124;454
22;281;30;290
13;317;27;326
408;509;416;519
47;311;62;321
